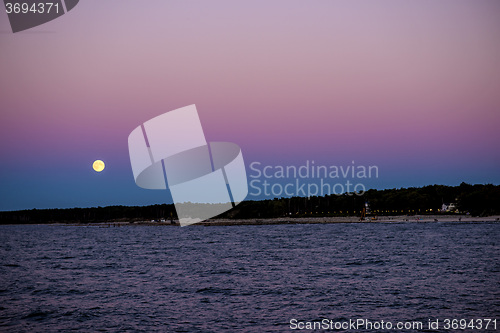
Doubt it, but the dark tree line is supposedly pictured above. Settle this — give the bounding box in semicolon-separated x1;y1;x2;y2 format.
225;183;499;219
0;205;176;224
1;183;499;224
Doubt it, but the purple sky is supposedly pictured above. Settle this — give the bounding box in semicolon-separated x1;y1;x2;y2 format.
1;1;499;210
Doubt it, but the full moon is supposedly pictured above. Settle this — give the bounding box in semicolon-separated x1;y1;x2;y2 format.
93;160;105;172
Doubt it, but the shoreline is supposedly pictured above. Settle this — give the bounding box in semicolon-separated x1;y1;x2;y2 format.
196;214;500;226
3;215;499;227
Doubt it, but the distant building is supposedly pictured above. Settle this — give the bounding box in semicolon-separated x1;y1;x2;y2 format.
441;203;457;212
365;202;371;215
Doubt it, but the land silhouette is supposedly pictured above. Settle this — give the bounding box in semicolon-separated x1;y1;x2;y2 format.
1;183;499;224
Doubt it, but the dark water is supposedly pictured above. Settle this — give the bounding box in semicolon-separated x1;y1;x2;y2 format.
0;222;498;332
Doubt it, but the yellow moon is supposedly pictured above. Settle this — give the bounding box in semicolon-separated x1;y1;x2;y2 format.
93;160;105;172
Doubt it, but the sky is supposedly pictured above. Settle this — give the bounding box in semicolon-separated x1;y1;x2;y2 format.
1;0;499;211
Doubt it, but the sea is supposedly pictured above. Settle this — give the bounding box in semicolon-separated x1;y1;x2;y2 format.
0;222;498;332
